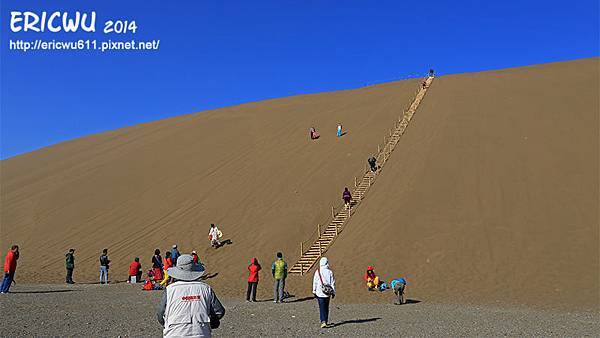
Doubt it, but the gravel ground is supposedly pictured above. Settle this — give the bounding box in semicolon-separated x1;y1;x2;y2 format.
0;283;598;337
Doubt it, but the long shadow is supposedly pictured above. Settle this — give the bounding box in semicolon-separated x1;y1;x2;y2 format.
340;132;348;137
11;289;80;294
215;239;233;249
330;317;380;327
201;272;219;280
287;296;314;303
402;299;421;305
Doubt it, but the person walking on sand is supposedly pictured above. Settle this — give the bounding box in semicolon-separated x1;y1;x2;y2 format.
99;248;110;284
128;257;142;283
157;254;225;337
209;224;222;248
161;251;173;286
336;124;343;137
313;257;336;328
171;245;180;266
0;245;20;294
246;258;261;302
152;249;164;281
65;248;75;284
342;187;352;209
271;252;288;303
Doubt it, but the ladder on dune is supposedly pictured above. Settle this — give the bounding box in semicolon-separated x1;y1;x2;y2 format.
289;76;435;275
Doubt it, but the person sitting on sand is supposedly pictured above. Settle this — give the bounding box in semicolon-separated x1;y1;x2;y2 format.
128;257;142;283
342;188;352;209
142;269;162;291
309;127;320;140
209;224;222;248
364;266;381;291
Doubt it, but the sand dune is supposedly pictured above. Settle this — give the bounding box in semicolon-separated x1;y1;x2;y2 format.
1;58;597;310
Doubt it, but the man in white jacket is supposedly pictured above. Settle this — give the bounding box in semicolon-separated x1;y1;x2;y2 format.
312;257;336;328
208;224;222;248
157;254;225;337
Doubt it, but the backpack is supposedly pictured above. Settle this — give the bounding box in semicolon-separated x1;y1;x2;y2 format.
273;260;286;280
317;268;335;296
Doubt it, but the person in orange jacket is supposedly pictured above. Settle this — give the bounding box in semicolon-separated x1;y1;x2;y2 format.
1;245;20;293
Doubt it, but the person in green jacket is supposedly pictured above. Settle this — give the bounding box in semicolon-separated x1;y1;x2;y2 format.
272;252;288;303
65;248;75;284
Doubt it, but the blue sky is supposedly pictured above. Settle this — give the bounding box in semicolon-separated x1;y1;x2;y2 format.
1;0;598;159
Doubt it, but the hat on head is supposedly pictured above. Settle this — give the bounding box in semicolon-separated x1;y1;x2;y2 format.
192;250;197;254
172;244;177;248
167;254;205;281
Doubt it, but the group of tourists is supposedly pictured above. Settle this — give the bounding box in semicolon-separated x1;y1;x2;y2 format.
1;228;407;335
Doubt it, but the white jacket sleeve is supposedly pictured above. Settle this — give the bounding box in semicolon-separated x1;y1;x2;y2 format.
312;271;319;295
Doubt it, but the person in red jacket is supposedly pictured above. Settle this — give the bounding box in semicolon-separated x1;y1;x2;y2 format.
246;258;262;302
128;257;142;283
1;245;19;293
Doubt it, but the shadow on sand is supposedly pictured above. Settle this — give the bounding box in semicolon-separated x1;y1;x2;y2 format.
286;296;314;303
11;289;81;294
330;317;381;327
201;272;219;280
215;239;233;249
401;299;421;305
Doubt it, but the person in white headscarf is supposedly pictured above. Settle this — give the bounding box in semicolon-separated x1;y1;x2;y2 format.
312;257;336;328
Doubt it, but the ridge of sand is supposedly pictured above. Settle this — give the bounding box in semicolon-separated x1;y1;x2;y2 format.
1;58;598;310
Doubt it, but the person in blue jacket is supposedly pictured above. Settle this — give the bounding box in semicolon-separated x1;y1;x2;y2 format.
389;277;407;305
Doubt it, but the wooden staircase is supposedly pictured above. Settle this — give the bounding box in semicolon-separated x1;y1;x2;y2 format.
289;76;434;275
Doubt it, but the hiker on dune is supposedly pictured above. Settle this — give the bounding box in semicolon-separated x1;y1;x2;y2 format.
0;245;19;294
342;188;352;209
246;258;261;302
152;249;164;281
313;257;335;328
157;254;225;337
368;156;378;172
309;127;320;140
209;224;222;248
364;266;381;291
336;124;343;137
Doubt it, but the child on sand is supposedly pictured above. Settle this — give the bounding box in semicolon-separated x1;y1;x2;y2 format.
364;266;381;291
246;258;261;302
160;252;173;286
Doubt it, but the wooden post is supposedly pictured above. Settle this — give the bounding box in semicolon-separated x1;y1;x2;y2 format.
355;177;358;187
300;242;303;256
331;206;335;218
377;145;380;153
335;223;339;236
318;239;322;255
300;262;303;276
318;223;321;236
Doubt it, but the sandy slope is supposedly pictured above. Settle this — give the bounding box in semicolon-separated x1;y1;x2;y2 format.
1;58;598;310
325;58;599;309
